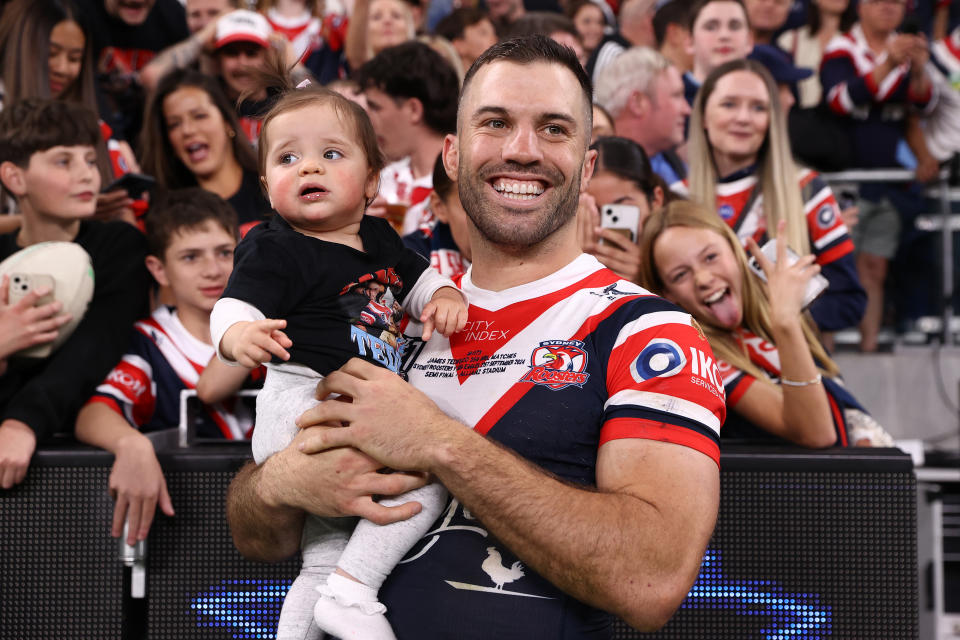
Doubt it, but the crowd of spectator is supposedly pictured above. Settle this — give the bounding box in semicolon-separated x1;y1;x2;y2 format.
0;0;957;566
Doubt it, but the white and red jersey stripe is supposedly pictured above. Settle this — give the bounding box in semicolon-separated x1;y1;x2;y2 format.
86;306;260;439
675;170;854;267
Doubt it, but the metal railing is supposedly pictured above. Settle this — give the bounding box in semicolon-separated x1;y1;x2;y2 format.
822;167;956;344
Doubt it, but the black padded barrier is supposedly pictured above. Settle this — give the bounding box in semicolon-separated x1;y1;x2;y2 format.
0;444;917;639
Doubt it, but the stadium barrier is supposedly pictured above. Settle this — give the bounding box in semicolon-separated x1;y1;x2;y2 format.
0;443;917;639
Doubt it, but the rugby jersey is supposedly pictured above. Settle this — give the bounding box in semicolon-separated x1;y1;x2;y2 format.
717;327;866;447
86;306;260;439
381;254;724;639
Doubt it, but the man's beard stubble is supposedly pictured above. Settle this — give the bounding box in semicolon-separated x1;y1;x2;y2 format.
456;160;582;249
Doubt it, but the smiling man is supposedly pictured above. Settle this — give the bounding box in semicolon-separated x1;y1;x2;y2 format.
226;35;724;639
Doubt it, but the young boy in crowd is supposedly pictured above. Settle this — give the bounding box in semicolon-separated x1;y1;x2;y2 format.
0;98;150;489
75;187;261;545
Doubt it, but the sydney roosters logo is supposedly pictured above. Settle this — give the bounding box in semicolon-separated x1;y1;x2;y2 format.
519;340;590;390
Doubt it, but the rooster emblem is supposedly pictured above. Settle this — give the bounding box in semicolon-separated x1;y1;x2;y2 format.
519;340;590;390
481;546;525;590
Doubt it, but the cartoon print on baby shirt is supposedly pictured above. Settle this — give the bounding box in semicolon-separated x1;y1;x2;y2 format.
339;268;408;371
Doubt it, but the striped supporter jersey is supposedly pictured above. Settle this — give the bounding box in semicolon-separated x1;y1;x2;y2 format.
86;306;259;439
380;253;725;639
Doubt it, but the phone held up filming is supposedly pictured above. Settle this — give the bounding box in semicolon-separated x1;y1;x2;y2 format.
747;239;828;309
600;204;642;245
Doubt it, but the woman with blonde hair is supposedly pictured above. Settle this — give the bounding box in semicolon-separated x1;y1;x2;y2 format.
682;57;864;333
344;0;416;70
638;199;890;447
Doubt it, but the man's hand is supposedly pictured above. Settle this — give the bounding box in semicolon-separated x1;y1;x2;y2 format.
265;426;429;524
109;433;174;544
0;275;71;360
221;319;292;368
296;359;457;473
0;419;36;488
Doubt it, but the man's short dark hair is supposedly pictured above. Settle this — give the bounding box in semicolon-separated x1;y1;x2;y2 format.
146;187;239;258
435;7;490;42
354;41;460;135
431;153;455;201
461;35;593;135
686;0;748;32
0;98;100;168
507;12;580;42
654;0;693;46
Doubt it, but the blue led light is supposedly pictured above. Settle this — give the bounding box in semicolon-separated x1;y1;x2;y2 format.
681;550;833;638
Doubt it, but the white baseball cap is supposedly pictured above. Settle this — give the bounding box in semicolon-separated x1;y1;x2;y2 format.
215;10;271;50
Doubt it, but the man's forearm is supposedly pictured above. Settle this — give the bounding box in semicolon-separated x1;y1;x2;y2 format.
226;460;305;562
430;429;718;630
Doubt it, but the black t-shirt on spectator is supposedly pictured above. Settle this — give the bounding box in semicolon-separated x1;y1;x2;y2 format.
0;221;150;441
229;168;273;234
76;0;188;143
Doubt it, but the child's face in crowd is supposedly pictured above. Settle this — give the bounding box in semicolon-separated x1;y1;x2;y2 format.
163;86;235;181
368;0;410;55
703;70;770;171
653;225;744;330
690;1;753;75
148;222;236;316
217;42;269;99
7;145;100;223
104;0;156;26
48;20;85;99
262;103;378;239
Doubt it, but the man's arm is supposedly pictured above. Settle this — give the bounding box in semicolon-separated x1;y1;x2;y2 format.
225;426;430;562
296;359;719;630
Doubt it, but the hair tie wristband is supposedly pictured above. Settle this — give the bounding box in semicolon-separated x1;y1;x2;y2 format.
780;373;822;387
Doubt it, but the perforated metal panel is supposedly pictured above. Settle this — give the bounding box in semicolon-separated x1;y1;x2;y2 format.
0;464;122;639
614;469;918;639
146;469;299;639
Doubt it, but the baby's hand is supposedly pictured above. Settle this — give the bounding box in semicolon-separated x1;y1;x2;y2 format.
420;287;468;342
222;319;293;368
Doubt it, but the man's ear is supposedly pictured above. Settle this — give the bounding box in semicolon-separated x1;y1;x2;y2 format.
626;89;649;117
429;191;449;224
0;161;26;197
581;148;598;187
144;255;169;288
404;97;425;126
442;134;459;181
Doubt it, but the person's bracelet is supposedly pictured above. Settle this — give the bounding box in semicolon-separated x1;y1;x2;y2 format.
780;373;822;387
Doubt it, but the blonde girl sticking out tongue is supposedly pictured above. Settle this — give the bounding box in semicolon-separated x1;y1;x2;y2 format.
639;199;892;448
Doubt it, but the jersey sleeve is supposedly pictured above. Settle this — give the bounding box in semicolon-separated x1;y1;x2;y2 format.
801;172;854;266
600;305;725;465
717;359;754;408
84;329;157;429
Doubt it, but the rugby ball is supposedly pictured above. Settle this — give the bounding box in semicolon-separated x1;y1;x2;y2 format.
0;242;95;358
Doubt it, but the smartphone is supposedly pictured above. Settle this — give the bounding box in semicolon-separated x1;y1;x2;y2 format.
8;273;55;306
600;204;641;244
102;172;156;198
747;239;829;309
